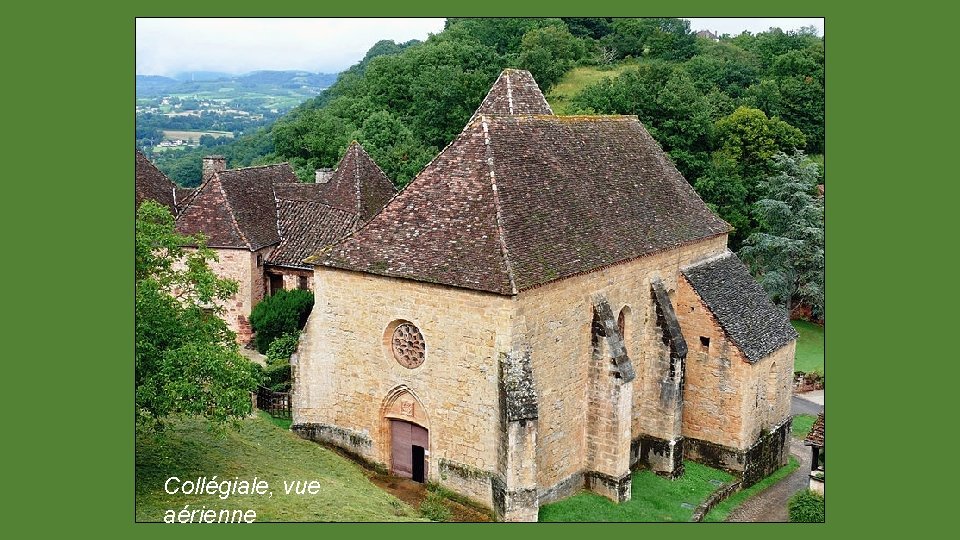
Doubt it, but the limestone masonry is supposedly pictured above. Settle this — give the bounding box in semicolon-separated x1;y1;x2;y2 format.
288;70;799;521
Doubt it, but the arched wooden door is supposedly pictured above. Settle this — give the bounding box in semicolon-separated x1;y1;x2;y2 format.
390;419;429;482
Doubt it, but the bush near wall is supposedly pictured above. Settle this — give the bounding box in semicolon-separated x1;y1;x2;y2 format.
250;290;314;353
788;489;825;522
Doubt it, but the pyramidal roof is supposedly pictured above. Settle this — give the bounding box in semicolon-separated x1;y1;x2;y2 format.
308;70;730;295
176;163;299;250
470;68;554;121
318;141;397;221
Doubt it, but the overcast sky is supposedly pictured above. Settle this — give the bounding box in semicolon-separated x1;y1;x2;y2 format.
136;18;824;77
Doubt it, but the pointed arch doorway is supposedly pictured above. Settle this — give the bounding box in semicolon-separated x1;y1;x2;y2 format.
382;386;430;483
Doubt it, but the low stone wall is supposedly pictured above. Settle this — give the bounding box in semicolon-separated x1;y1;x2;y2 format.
690;480;742;522
291;422;376;465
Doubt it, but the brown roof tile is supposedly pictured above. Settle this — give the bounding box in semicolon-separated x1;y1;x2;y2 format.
804;413;824;447
268;197;360;269
313;114;731;294
317;141;396;221
176;163;298;250
135;150;177;214
471;69;554;120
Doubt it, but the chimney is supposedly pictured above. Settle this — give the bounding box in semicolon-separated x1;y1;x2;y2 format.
315;168;334;184
202;155;227;182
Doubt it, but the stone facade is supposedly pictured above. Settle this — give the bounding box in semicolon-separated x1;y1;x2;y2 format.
292;234;796;519
204;246;273;344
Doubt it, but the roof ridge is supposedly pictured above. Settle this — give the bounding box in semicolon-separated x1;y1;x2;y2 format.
221;162;292;173
353;143;362;215
681;250;733;271
216;174;252;250
480;115;518;295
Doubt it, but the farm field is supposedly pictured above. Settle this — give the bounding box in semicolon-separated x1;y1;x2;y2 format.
162;129;234;143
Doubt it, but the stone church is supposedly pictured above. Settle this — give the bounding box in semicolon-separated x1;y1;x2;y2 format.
290;69;798;521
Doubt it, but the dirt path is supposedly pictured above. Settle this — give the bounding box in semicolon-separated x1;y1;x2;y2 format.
725;438;811;522
368;474;492;522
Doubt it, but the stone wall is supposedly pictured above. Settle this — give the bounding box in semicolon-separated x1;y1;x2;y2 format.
198;245;272;344
676;275;795;451
513;235;728;494
292;267;514;508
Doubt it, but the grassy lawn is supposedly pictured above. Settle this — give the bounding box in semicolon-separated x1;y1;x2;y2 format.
792;320;824;373
539;461;733;522
703;457;800;522
545;63;638;114
792;414;817;439
136;412;420;522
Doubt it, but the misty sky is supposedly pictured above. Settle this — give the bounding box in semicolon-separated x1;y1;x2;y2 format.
136;18;824;77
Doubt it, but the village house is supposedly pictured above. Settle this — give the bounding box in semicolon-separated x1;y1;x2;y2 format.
164;143;395;343
290;69;798;521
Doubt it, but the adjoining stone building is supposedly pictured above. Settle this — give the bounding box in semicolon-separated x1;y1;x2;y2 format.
291;69;798;521
171;144;396;343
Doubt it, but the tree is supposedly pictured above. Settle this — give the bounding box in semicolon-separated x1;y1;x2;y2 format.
517;25;587;92
739;152;824;319
135;201;260;430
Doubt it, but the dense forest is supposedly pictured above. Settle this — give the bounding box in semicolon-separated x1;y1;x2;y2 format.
148;18;824;318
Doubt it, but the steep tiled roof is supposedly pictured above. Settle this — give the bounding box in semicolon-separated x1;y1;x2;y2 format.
313;114;730;295
682;252;798;363
804;413;824;447
135;150;177;214
177;163;298;250
317;141;396;221
471;69;554;120
268;195;360;269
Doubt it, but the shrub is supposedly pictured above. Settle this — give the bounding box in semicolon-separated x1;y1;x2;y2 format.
788;490;824;522
249;289;314;353
263;363;291;392
419;491;451;522
266;332;301;364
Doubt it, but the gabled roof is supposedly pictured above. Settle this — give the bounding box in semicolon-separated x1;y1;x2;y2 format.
682;252;798;363
135;150;177;214
804;413;824;447
470;68;554;121
317;141;396;221
268;193;361;270
312;113;730;295
176;163;298;250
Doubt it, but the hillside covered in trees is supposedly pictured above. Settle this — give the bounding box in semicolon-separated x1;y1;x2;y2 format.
145;18;824;318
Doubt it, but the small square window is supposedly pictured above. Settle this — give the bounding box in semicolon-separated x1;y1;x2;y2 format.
699;336;710;349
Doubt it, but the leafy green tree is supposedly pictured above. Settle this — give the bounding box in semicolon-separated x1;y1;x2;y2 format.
694;153;751;246
713;106;806;186
739;151;824;319
603;18;698;61
517;25;587;92
135;201;260;430
351;110;437;187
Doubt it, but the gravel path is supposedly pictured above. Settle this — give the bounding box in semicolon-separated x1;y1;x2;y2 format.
725;438;811;522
